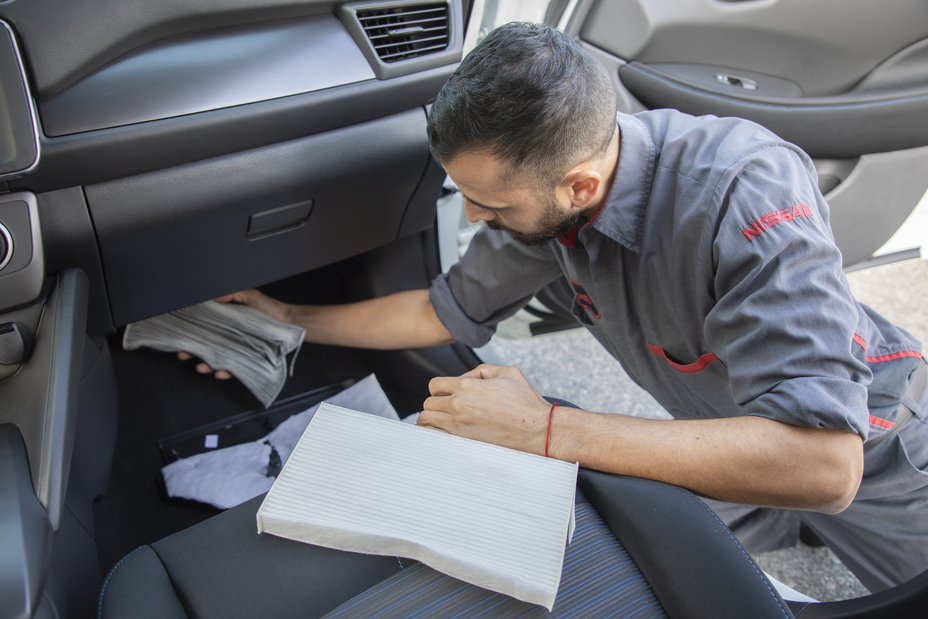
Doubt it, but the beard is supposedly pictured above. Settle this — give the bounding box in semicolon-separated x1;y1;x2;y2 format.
487;195;580;246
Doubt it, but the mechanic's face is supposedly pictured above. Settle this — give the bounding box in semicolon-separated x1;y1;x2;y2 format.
442;151;580;246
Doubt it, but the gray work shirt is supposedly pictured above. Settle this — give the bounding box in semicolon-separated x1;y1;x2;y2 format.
429;109;923;442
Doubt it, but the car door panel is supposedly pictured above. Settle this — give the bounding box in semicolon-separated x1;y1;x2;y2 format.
825;145;928;266
561;0;928;267
578;0;928;97
617;61;928;159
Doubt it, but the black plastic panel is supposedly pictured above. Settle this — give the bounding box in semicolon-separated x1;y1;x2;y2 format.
0;192;45;313
39;15;376;137
85;109;432;326
0;424;53;619
0;20;38;180
36;187;114;335
0;269;88;530
12;65;454;195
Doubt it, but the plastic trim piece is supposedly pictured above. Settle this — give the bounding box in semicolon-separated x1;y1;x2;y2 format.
0;192;45;313
0;424;54;619
0;269;88;531
826;144;928;266
0;20;40;181
0;222;12;272
619;62;928;158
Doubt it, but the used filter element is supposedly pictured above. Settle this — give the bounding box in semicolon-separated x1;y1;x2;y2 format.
123;300;306;407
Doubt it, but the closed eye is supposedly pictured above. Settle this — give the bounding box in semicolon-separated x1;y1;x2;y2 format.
462;193;508;212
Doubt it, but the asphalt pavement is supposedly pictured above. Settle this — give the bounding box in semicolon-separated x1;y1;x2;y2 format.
480;257;928;602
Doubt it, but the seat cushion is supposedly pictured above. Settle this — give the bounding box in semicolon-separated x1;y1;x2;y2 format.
321;503;667;618
99;495;404;619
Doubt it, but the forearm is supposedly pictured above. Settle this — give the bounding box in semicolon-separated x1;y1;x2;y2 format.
549;411;863;512
284;289;455;349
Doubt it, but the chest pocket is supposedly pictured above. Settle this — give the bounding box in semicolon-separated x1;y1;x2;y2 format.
644;343;738;420
568;276;600;325
647;343;718;374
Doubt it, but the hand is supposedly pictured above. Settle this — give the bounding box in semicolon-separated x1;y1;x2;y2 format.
177;289;291;379
418;364;553;455
214;288;291;323
176;351;232;379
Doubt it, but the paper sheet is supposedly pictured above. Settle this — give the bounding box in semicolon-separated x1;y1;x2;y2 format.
256;404;578;610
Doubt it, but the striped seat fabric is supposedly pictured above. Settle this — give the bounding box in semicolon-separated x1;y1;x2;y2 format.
322;504;667;619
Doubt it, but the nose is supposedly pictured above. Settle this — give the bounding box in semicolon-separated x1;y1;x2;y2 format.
463;198;496;223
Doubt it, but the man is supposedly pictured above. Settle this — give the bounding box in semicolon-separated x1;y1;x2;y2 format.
199;23;927;592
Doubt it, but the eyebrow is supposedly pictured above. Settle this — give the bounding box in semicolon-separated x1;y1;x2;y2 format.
461;193;509;211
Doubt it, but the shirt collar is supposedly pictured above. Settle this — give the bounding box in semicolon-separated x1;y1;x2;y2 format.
556;113;655;252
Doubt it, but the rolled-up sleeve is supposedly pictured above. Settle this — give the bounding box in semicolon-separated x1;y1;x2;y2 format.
705;146;872;437
429;227;563;348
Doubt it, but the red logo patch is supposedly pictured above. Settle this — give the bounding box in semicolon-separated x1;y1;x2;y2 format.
742;203;814;242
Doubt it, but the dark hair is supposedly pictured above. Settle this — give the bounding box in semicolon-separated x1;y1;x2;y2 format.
427;22;617;189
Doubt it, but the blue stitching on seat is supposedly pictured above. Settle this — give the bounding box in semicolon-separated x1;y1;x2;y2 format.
557;577;649;619
597;592;656;619
97;547;143;619
325;563;429;617
690;494;790;619
406;582;475;619
625;63;928;112
365;574;450;619
563;544;631;571
332;504;637;619
447;592;502;619
616;598;664;619
559;566;639;599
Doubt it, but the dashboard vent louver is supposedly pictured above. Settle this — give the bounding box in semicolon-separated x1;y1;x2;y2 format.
356;3;450;63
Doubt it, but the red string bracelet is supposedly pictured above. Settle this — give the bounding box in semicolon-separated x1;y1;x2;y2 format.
545;402;559;458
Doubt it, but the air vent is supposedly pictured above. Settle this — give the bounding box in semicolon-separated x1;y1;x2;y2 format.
356;3;450;63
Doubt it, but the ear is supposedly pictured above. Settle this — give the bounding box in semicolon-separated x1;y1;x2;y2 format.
561;168;603;210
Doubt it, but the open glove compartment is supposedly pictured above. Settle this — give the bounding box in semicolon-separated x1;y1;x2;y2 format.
84;108;435;327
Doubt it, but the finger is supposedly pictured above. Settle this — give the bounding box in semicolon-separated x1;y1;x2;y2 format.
195;362;214;374
215;291;250;304
177;351;193;361
214;370;232;380
421;425;450;433
422;394;454;413
215;289;258;304
428;375;460;396
417;409;452;430
459;364;506;380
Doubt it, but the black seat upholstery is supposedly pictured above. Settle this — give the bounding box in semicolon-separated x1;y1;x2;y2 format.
99;469;793;619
